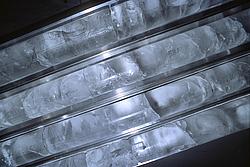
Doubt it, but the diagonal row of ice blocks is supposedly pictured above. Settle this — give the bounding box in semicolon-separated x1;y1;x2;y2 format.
86;96;250;167
0;56;249;166
147;57;250;117
136;16;248;76
38;96;250;167
0;0;227;86
0;94;160;166
0;11;249;130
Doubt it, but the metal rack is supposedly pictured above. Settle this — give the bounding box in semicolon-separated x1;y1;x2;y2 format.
0;0;249;166
0;0;248;96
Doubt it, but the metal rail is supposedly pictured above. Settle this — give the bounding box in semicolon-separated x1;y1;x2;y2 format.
0;43;249;142
0;0;248;96
20;88;250;167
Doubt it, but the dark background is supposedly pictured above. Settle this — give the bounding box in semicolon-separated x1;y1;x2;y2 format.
0;0;249;166
0;0;108;44
144;129;250;167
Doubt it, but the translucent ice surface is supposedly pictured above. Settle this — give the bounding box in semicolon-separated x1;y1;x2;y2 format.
7;96;248;167
164;33;205;68
0;1;245;88
0;92;28;130
185;25;222;55
135;40;167;76
41;96;156;157
209;17;247;50
164;34;205;69
23;80;65;118
40;154;87;167
0;70;91;129
0;8;118;86
34;30;69;67
108;53;143;86
235;103;250;128
135;33;204;76
181;108;234;144
104;94;159;132
163;0;203;21
83;62;118;95
43;111;111;153
35;9;117;67
0;41;41;85
0;110;111;166
203;61;249;95
135;16;248;77
184;17;248;55
2;96;249;167
111;0;146;38
186;14;248;55
223;96;250;129
86;140;138;167
234;56;250;83
146;75;213;116
145;56;249;117
139;0;226;30
43;120;74;153
84;53;143;95
41;154;87;167
0;130;49;166
140;0;165;28
130;123;195;162
60;70;92;104
23;70;91;118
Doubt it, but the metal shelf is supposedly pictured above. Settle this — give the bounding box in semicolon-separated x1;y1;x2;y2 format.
0;0;248;96
0;0;115;49
0;42;249;143
20;88;250;167
0;1;249;166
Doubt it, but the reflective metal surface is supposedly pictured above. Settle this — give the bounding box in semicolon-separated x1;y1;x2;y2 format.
20;89;250;167
0;43;249;143
0;1;249;166
0;0;248;96
0;0;117;49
